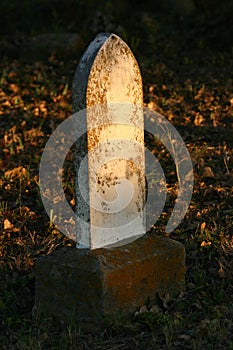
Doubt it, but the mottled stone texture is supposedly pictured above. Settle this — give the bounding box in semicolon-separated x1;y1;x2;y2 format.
72;33;145;249
35;234;185;323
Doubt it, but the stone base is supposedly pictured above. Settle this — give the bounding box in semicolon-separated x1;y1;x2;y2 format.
34;233;185;323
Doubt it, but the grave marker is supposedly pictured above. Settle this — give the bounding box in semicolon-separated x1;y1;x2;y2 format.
35;33;186;324
72;33;146;249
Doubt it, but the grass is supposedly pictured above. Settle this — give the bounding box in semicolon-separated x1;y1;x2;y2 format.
0;4;233;350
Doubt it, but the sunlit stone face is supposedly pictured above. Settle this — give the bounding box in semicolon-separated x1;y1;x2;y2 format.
73;33;146;249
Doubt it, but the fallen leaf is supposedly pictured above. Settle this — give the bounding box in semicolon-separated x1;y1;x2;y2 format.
194;113;204;126
139;305;148;313
4;219;14;230
150;305;161;314
203;166;215;178
4;166;28;180
218;268;225;278
9;84;20;93
200;222;206;231
201;241;212;247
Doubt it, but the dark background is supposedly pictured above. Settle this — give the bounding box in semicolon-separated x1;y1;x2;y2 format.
0;0;232;55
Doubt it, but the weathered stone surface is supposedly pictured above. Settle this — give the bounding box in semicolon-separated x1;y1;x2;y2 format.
72;33;146;249
35;233;185;323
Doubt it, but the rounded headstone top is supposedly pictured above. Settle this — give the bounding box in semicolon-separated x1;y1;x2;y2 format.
72;33;142;112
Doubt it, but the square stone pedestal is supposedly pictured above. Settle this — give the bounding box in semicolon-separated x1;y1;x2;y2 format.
35;234;185;323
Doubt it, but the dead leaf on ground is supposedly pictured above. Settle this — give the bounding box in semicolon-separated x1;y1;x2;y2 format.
4;218;14;230
203;166;215;178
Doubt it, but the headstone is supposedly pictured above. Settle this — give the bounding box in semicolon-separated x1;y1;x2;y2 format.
72;33;145;249
35;33;185;325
